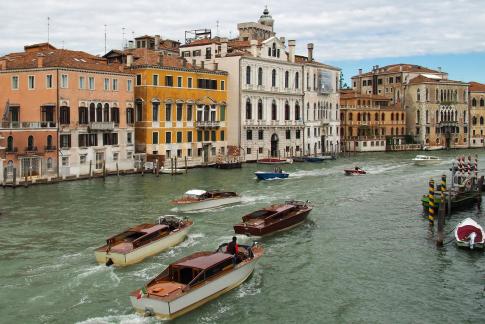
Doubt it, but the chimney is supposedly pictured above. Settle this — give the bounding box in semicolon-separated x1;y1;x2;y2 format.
399;65;403;72
158;53;164;66
0;59;6;70
128;40;135;49
154;35;160;50
279;37;285;44
126;54;134;67
37;56;44;68
307;43;314;62
250;40;258;57
288;40;296;63
220;38;228;57
358;68;362;75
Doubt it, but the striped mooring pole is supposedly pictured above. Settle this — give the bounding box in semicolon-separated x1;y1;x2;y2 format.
440;174;446;195
474;155;478;179
468;156;472;177
441;174;446;224
428;179;435;226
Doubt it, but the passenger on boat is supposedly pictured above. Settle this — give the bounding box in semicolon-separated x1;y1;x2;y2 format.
226;236;239;255
354;166;361;171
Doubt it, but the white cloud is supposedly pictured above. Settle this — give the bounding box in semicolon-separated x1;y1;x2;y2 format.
0;0;484;63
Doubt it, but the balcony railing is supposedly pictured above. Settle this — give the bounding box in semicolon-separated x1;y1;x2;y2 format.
196;121;221;128
24;146;38;152
45;145;57;151
1;121;56;129
6;147;18;153
89;122;115;131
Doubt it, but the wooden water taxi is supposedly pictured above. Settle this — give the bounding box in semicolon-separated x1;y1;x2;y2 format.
130;242;263;320
344;168;366;176
413;155;441;166
234;200;312;236
454;218;484;249
95;216;193;266
171;190;242;212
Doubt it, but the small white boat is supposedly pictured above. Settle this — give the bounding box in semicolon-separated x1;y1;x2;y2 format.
171;189;242;212
412;155;441;166
130;243;263;320
95;216;193;266
160;167;186;174
454;218;485;249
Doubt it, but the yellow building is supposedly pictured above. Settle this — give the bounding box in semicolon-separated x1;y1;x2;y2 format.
469;82;485;147
105;48;228;166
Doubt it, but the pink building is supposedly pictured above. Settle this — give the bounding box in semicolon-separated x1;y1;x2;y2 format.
0;43;135;184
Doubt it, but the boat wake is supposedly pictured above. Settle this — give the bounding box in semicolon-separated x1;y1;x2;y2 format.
237;269;262;298
364;163;409;174
77;314;152;324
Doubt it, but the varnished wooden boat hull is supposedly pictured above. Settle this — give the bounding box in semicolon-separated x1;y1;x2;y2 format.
234;209;311;236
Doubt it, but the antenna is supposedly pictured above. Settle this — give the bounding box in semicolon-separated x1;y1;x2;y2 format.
104;24;107;54
47;17;50;44
122;27;126;49
216;20;220;36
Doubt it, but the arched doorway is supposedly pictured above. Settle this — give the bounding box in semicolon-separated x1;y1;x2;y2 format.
271;133;279;157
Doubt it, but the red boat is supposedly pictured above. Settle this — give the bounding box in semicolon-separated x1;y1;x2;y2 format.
234;201;312;236
344;168;366;176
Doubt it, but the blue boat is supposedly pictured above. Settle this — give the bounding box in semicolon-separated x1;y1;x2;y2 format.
304;156;325;162
255;170;289;180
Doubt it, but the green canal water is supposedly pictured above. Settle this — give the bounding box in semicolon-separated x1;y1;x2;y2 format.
1;150;484;323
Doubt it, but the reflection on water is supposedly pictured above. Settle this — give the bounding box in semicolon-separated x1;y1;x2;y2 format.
1;150;484;323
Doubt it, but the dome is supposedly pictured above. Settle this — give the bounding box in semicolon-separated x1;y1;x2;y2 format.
258;7;274;28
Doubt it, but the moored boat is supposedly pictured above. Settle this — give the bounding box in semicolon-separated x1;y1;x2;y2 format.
344;168;366;176
254;168;289;180
413;155;441;166
234;200;312;236
214;161;242;169
454;218;485;249
160;167;186;174
171;189;242;212
129;242;263;320
95;216;193;266
304;156;325;163
257;158;293;164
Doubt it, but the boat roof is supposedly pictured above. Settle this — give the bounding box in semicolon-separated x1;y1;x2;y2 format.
139;224;169;234
265;204;294;213
172;252;233;270
184;189;207;196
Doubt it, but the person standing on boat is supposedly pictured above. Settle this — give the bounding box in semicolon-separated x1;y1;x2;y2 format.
226;236;239;255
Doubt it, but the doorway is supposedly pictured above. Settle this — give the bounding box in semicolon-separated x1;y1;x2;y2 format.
270;133;279;157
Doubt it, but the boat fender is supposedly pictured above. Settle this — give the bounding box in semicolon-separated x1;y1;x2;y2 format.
144;307;155;317
469;232;477;250
105;258;114;267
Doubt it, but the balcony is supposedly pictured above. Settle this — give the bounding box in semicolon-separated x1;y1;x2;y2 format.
24;146;38;153
89;122;115;131
6;147;18;153
45;145;57;151
196;121;221;128
1;121;56;129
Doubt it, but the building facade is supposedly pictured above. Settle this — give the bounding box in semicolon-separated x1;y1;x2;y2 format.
469;82;485;148
339;91;406;152
0;43;135;183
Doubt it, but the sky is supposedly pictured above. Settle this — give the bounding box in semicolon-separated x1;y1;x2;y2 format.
1;0;484;83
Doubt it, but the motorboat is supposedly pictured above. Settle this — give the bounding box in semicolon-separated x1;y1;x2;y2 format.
304;156;325;163
214;161;242;169
412;155;441;166
160;167;185;174
130;242;263;320
234;200;312;236
254;169;289;180
454;218;485;249
344;168;367;176
423;145;445;151
171;189;242;212
95;216;193;266
257;158;293;164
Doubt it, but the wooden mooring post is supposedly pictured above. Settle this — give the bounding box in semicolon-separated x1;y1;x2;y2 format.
102;160;106;180
428;179;435;227
3;167;6;188
116;162;119;177
184;156;188;174
155;159;159;177
171;158;174;176
12;168;16;189
436;190;446;247
440;174;446;225
89;160;92;179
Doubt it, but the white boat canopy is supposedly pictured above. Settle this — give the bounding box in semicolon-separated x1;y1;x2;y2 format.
184;189;207;196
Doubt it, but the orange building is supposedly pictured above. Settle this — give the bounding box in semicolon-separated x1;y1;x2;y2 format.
0;43;135;184
339;90;407;152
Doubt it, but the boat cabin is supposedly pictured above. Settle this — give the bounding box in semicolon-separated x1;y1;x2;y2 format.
181;190;238;201
242;204;295;222
106;224;170;253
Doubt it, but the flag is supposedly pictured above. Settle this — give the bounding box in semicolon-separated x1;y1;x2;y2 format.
136;286;147;299
2;100;9;121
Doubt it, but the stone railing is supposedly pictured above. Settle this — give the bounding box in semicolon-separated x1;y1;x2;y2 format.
89;122;115;131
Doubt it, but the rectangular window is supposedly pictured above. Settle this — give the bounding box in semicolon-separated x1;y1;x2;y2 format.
153;74;159;86
60;134;71;148
28;75;35;89
78;134;88;147
211;130;216;141
95;152;104;169
165;104;172;121
177;149;182;158
177;76;183;87
204;130;210;141
188;77;193;88
197;148;202;156
165;132;172;143
136;74;142;86
247;130;253;140
396;76;401;83
220;106;226;121
187;104;193;121
79;76;85;89
176;131;182;143
152;132;159;144
112;79;118;91
165;75;173;87
11;76;19;89
247;147;251;155
221;130;225;141
103;78;110;91
127;132;133;144
182;51;191;57
89;134;98;146
46;74;53;88
61;74;68;88
127;79;133;91
258;130;264;140
286;130;291;139
62;156;69;167
221;80;225;91
197;130;202;142
88;76;95;90
187;131;193;142
152;102;159;122
80;154;87;164
113;152;119;161
188;148;192;156
176;103;183;121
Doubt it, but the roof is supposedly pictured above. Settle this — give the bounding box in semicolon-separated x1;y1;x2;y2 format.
294;55;340;71
339;91;391;101
185;189;206;196
140;224;168;234
407;75;467;86
0;43;128;73
354;64;444;78
173;252;233;270
469;82;485;92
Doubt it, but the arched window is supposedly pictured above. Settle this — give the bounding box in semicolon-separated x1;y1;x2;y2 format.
349;112;353;121
271;69;277;87
7;160;14;174
295;102;300;120
271;100;277;120
111;106;120;124
60;106;70;124
47;157;53;170
395;113;399;121
463;111;467;123
104;103;110;122
391;128;394;135
257;99;263;120
401;113;404;121
401;127;404;135
89;103;96;122
367;112;371;121
135;99;143;122
7;136;13;152
425;110;429;123
258;67;263;86
79;106;88;124
375;112;379;121
435;111;439;123
284;101;290;120
96;103;102;122
417;89;420;101
27;135;34;151
391;113;394;121
47;135;53;148
313;74;316;90
295;72;299;89
284;71;289;88
381;113;385;121
436;89;439;101
473;116;477;125
246;66;251;85
481;98;485;107
425;88;429;101
472;98;477;106
357;113;361;121
272;43;276;56
245;98;252;120
417;110;420;123
481;117;484;125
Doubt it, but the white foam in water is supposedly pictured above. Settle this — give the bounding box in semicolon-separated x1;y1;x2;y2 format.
237;270;262;298
77;314;152;324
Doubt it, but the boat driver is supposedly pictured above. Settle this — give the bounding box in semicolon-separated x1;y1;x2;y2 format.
226;236;239;255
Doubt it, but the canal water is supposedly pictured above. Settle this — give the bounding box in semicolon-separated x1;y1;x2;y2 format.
1;150;484;324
